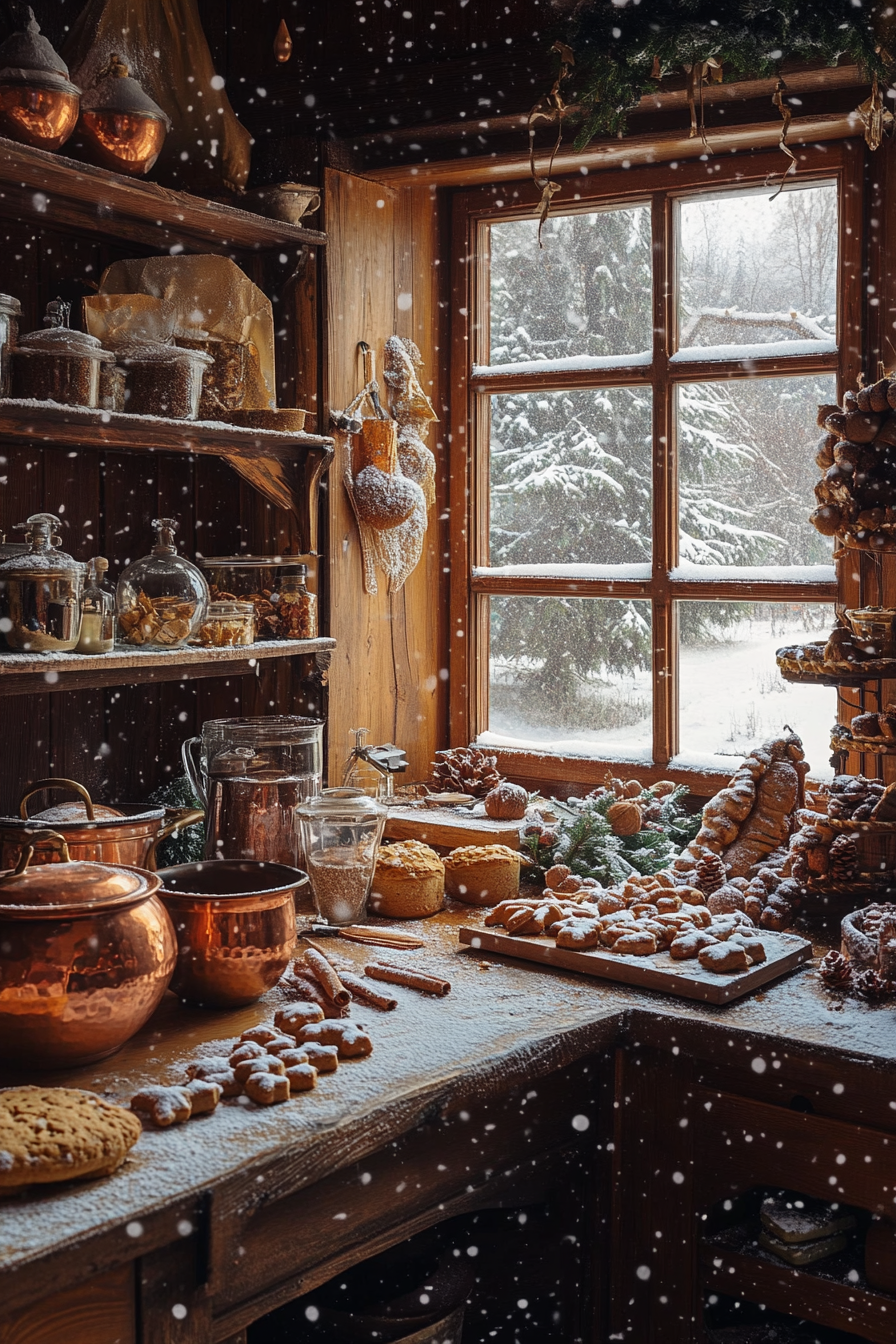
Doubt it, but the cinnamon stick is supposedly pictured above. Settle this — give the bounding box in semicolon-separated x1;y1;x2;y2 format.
287;965;349;1018
338;969;398;1012
303;947;351;1006
365;961;452;997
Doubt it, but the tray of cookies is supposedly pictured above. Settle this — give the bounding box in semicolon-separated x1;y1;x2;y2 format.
457;869;812;1004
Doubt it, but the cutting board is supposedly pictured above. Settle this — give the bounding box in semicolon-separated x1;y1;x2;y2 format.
383;805;521;850
458;926;813;1004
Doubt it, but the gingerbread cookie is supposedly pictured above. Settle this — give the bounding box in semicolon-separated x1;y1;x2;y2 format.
698;941;751;973
278;1048;310;1069
130;1085;192;1128
240;1025;281;1046
274;1002;325;1035
729;932;767;965
614;930;658;957
555;918;600;950
299;1021;373;1058
183;1079;221;1116
232;1054;286;1085
303;1043;339;1074
0;1087;142;1193
186;1060;241;1098
243;1073;290;1105
285;1063;318;1094
262;1034;300;1057
229;1040;267;1066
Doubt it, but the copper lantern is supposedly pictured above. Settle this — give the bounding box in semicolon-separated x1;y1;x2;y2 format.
0;7;80;152
75;54;171;177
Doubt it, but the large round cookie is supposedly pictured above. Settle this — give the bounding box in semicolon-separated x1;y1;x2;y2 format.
0;1086;142;1194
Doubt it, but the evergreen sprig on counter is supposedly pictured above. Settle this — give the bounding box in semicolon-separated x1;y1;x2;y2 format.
522;782;701;885
560;1;892;146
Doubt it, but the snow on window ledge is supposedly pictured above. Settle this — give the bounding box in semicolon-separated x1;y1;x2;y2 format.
672;338;836;364
475;563;652;581
670;562;835;585
477;730;653;764
472;350;653;379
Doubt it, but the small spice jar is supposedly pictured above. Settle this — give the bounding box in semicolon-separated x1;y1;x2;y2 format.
297;788;386;925
76;557;115;654
0;292;21;396
195;600;256;647
200;555;308;640
274;566;317;640
119;341;213;420
11;300;116;408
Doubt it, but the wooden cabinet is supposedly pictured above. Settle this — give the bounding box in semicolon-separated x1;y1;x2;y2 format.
0;135;333;809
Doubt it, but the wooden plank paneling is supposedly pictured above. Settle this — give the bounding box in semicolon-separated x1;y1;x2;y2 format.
0;1263;135;1344
324;168;445;783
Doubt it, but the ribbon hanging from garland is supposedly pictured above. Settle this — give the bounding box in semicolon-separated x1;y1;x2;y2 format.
684;56;723;146
857;73;894;152
767;78;797;200
527;40;575;247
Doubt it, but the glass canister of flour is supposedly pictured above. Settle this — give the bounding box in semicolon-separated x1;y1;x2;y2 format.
297;788;386;925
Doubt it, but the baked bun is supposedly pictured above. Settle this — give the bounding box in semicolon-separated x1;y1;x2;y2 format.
369;840;445;918
444;843;521;906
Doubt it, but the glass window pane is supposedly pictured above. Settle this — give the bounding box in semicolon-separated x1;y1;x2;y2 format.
490;386;652;569
678;601;836;778
488;207;652;368
482;596;652;758
677;181;838;352
676;374;837;571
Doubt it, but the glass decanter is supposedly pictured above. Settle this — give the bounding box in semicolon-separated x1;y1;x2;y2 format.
116;518;208;648
76;556;114;653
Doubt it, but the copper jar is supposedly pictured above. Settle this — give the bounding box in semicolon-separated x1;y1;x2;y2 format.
157;859;306;1008
0;777;204;872
0;831;176;1068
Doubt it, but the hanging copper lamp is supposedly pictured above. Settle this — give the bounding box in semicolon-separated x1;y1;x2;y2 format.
75;54;171;177
0;6;80;151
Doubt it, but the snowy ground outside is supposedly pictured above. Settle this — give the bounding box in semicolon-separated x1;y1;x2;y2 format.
483;612;836;779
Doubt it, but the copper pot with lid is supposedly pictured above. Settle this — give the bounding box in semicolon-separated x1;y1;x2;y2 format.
0;777;204;871
0;830;177;1068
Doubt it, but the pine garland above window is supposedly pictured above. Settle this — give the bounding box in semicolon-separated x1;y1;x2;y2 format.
558;0;894;147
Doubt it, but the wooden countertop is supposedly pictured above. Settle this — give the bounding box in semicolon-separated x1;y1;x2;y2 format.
1;905;894;1315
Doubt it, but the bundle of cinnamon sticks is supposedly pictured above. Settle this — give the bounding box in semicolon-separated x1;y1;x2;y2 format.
289;945;452;1016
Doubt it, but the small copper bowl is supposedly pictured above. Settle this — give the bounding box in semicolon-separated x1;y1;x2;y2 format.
157;860;306;1008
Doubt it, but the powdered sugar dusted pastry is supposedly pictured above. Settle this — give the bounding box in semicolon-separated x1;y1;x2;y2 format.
554;918;600;949
232;1054;286;1084
698;941;751;973
274;1002;325;1034
243;1072;290;1105
303;1043;339;1073
299;1020;373;1058
130;1085;192;1128
183;1079;221;1116
285;1062;318;1093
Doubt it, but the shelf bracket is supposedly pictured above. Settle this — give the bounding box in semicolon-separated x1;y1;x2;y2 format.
224;442;334;553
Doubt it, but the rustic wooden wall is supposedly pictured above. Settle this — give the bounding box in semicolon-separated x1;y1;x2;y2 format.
323;169;448;784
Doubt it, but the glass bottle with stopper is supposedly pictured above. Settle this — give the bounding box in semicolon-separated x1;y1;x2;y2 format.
76;557;114;653
342;727;408;800
116;518;208;648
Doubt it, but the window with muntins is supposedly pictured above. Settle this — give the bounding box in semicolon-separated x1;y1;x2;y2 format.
451;142;862;781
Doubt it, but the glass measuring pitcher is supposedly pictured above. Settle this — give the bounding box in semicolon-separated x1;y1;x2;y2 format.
182;716;323;866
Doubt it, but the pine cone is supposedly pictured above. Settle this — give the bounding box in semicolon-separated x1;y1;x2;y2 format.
819;949;852;988
853;967;894;1002
695;853;726;897
828;834;858;882
431;747;502;797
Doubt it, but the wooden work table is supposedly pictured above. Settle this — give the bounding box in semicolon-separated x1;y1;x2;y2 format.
1;906;894;1344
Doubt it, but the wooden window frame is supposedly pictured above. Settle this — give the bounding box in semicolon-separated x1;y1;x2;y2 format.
449;139;864;790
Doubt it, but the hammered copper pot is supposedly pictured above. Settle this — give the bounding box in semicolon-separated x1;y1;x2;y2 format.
0;777;204;871
157;860;306;1008
0;831;176;1069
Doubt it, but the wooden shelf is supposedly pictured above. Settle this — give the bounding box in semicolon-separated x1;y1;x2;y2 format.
0;638;335;696
700;1226;896;1344
0;400;334;554
0;135;326;255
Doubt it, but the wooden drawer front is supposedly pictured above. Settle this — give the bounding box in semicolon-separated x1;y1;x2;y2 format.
212;1061;599;1315
0;1264;135;1344
700;1090;896;1213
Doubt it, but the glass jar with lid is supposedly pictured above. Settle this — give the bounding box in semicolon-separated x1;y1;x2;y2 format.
195;599;256;647
76;557;115;654
10;299;115;408
0;292;21;396
0;511;84;652
200;555;309;640
297;788;386;925
116;518;208;648
274;565;317;639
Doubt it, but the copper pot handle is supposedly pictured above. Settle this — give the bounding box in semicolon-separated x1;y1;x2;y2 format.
1;829;71;880
19;777;96;822
144;808;205;872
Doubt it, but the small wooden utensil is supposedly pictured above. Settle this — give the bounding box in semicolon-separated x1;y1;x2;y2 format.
302;924;425;950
